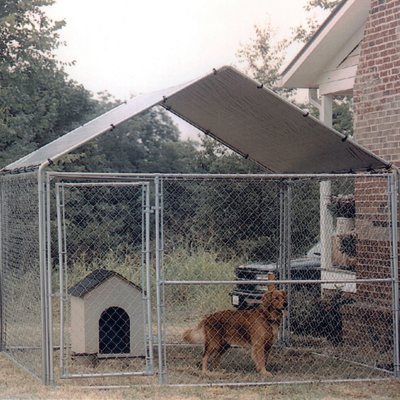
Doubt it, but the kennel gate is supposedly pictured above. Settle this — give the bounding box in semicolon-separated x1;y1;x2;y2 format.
53;177;155;381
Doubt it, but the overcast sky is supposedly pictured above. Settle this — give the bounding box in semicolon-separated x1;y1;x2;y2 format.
48;0;326;138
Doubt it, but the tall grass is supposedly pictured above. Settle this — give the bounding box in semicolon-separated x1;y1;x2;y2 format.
54;247;238;320
163;247;236;317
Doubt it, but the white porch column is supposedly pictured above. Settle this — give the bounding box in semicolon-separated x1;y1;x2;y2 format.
320;95;333;270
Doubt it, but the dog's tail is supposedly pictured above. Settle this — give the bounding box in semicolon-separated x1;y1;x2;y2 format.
182;322;205;344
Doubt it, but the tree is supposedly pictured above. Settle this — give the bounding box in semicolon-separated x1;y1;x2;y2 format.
237;22;292;97
292;0;342;43
95;106;202;173
0;0;96;167
237;1;351;136
193;136;263;174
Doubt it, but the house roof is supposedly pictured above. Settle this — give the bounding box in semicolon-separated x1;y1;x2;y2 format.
279;0;371;89
68;269;141;298
4;66;389;174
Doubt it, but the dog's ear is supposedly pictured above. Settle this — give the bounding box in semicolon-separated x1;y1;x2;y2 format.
261;290;273;307
267;272;276;292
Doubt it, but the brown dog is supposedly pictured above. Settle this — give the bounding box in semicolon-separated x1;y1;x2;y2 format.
183;273;287;377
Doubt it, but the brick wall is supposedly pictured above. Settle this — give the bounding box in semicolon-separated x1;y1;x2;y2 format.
346;0;400;347
353;0;400;293
354;176;392;306
353;0;400;164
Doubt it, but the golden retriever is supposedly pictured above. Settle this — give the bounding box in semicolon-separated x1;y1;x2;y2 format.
183;273;287;377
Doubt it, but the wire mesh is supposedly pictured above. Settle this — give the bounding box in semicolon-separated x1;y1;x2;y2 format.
52;180;153;380
159;174;396;385
0;172;397;387
0;172;43;380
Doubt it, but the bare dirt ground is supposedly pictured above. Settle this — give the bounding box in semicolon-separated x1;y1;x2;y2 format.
1;355;400;400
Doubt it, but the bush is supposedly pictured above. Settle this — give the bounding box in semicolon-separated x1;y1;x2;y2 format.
339;233;357;257
328;194;355;218
290;289;351;346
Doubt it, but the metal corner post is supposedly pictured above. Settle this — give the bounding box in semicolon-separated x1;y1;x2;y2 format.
0;179;4;352
154;176;165;384
55;183;66;378
144;183;154;373
46;173;54;385
38;165;50;385
279;180;292;346
389;171;400;378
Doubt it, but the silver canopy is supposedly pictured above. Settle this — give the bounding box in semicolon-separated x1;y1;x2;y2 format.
5;66;389;173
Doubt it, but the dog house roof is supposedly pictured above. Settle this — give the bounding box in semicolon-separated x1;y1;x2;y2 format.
68;269;141;298
4;66;389;174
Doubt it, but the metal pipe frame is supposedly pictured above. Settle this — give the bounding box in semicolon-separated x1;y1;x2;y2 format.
389;171;400;378
55;183;66;377
280;181;292;346
140;184;147;370
58;181;150;187
160;377;392;388
70;376;392;389
46;173;54;385
160;178;167;382
47;172;389;179
60;371;154;379
154;176;165;384
38;165;51;385
0;180;4;352
144;183;154;374
161;278;393;285
311;351;393;375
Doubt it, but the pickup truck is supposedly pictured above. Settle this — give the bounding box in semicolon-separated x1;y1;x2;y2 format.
231;243;321;309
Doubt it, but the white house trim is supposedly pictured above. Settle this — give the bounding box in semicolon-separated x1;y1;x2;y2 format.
279;0;371;93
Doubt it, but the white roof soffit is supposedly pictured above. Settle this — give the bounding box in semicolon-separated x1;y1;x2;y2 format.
5;66;389;174
279;0;371;89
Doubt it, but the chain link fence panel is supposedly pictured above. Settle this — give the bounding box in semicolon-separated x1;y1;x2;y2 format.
159;174;396;385
1;172;397;387
0;172;43;380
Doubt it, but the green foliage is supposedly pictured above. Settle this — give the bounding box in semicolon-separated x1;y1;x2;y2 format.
64;251;144;289
332;97;353;136
292;0;342;43
0;0;198;173
339;233;357;258
305;0;342;11
57;106;200;174
58;247;235;319
161;178;284;263
290;181;321;257
237;22;293;98
328;194;355;218
237;23;287;87
94;107;198;173
163;247;235;317
193;136;263;174
0;0;96;167
0;0;64;70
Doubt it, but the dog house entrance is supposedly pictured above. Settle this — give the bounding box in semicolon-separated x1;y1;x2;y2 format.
99;307;130;354
55;179;154;379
